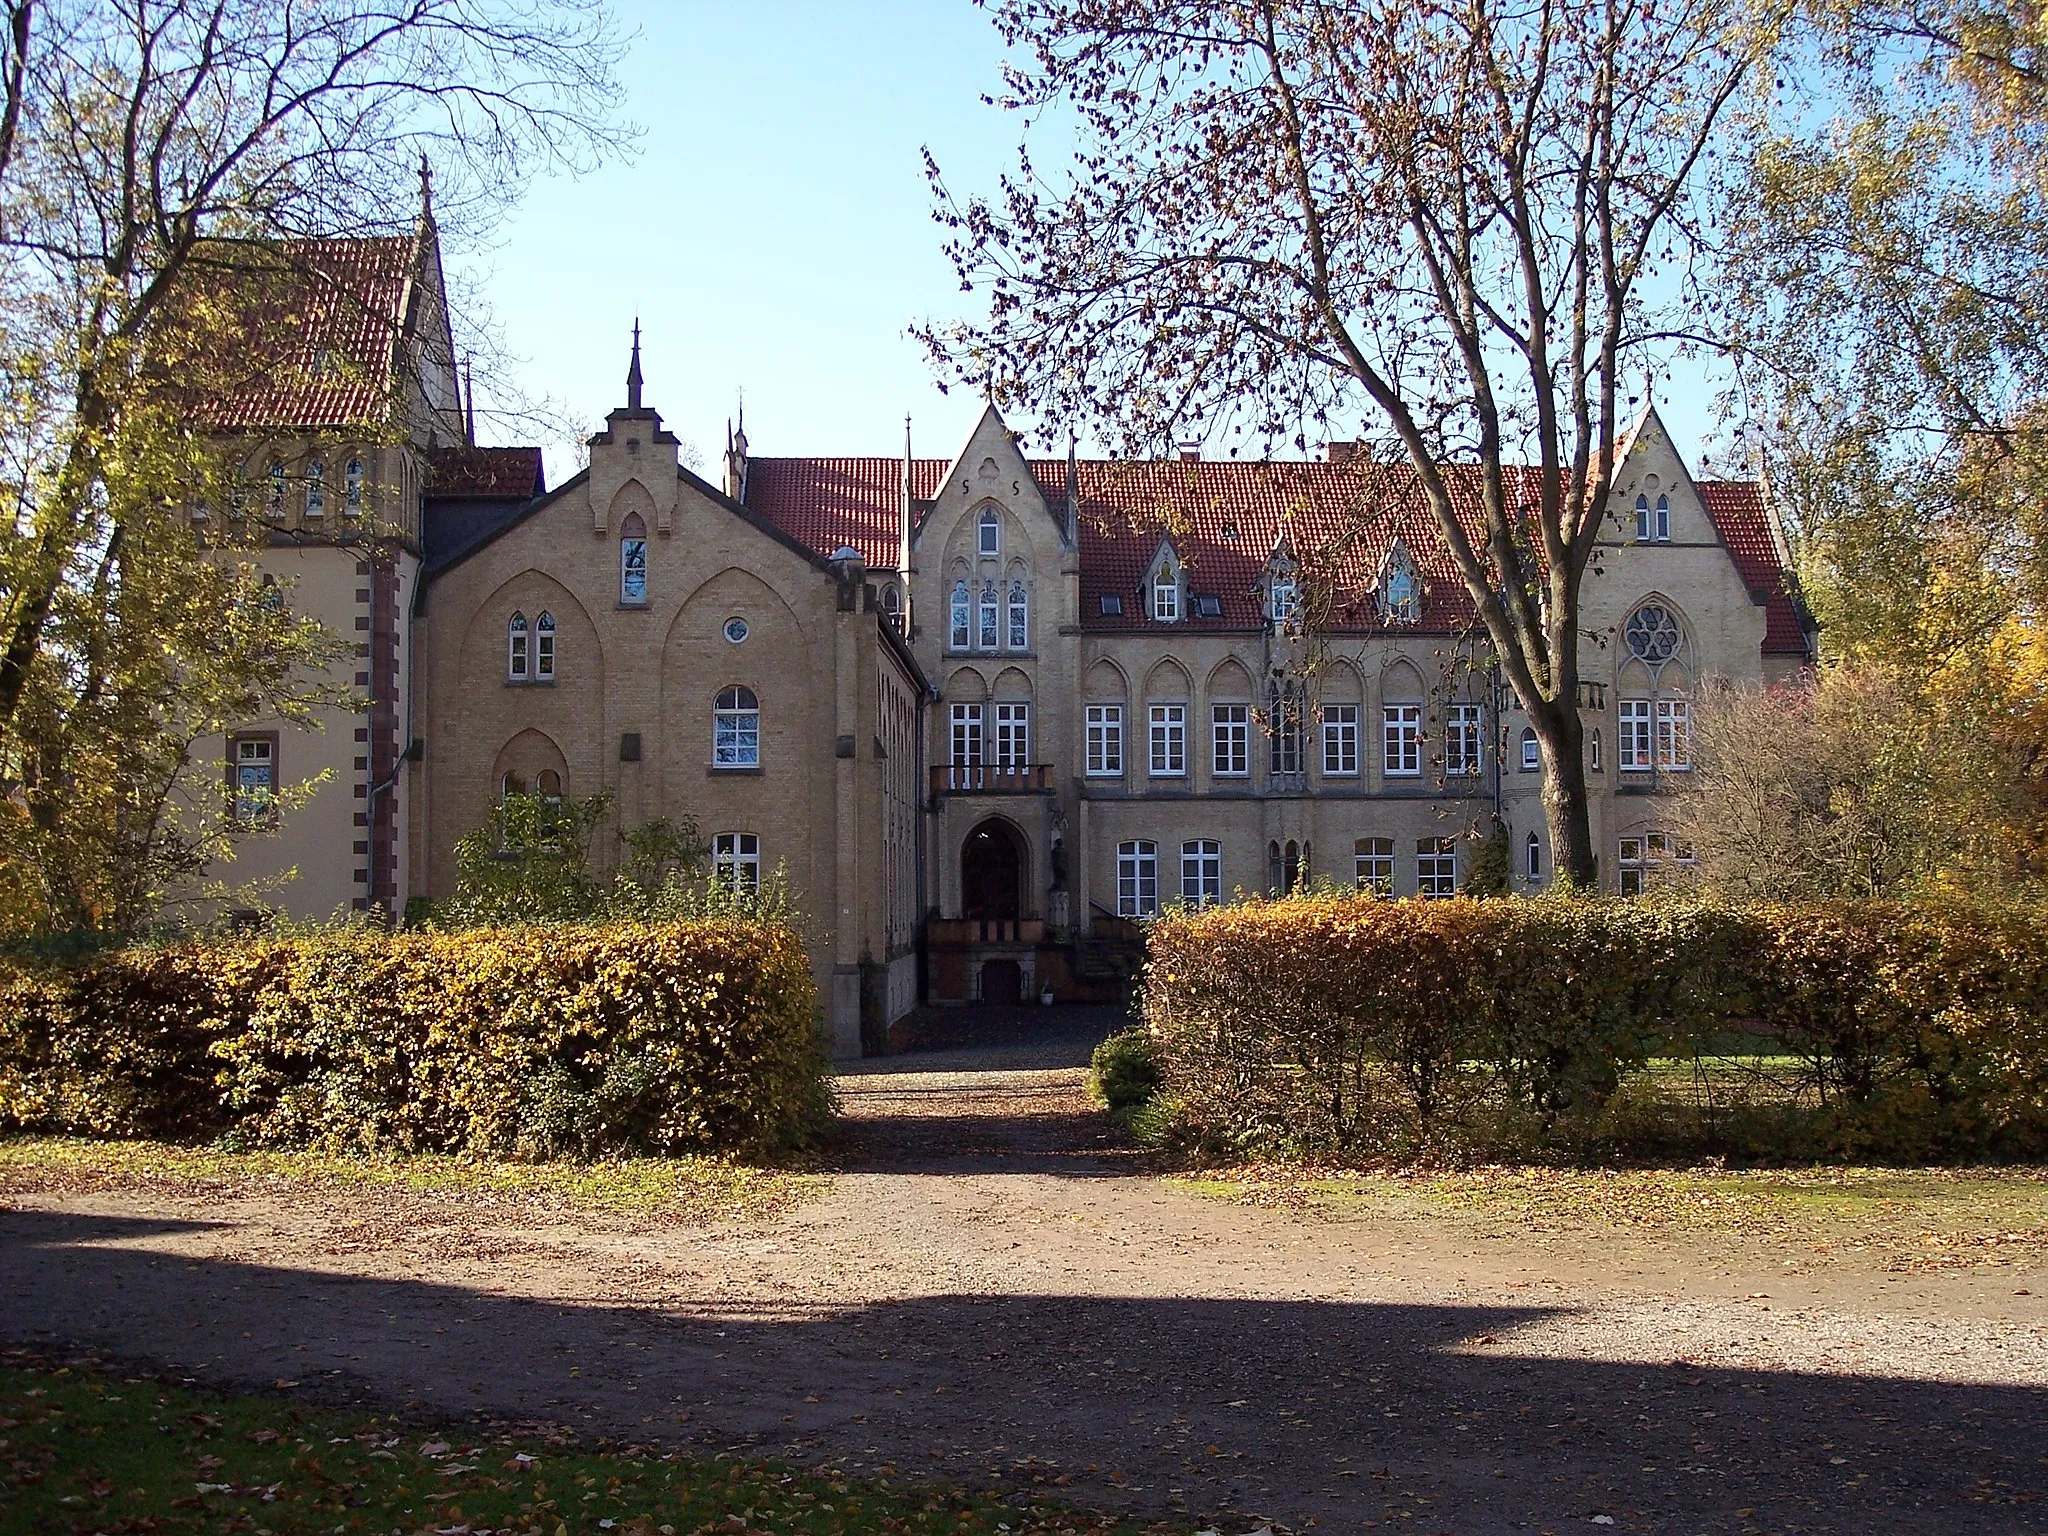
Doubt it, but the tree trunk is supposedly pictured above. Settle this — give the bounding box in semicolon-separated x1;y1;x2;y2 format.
1532;698;1598;889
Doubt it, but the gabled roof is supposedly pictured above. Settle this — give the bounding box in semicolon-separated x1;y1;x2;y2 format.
1698;481;1810;655
738;452;1808;655
191;237;420;431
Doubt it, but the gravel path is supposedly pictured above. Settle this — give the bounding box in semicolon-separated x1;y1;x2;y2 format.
5;1013;2045;1534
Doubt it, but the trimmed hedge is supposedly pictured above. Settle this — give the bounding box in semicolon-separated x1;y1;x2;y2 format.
0;920;830;1158
1142;894;2048;1163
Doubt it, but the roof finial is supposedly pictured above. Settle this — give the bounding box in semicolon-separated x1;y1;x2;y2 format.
418;153;432;218
626;318;643;411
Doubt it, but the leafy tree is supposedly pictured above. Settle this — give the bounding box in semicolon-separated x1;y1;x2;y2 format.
0;0;628;936
1671;663;2035;895
1724;0;2048;868
438;791;706;929
921;0;1783;886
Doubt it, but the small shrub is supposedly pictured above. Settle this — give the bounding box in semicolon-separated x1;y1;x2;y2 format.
1089;1025;1162;1111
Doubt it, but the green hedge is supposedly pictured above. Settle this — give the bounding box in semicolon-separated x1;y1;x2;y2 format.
0;921;830;1158
1141;894;2048;1163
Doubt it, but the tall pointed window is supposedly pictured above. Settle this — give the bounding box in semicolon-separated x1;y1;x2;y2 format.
620;512;648;605
1526;832;1543;884
535;612;556;681
1655;494;1671;541
978;580;999;649
1635;493;1652;541
344;457;364;516
949;580;970;649
978;506;1000;557
305;459;325;517
1007;581;1028;650
507;613;529;681
714;685;759;769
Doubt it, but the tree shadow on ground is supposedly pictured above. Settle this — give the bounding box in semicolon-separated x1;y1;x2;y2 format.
3;1208;2040;1534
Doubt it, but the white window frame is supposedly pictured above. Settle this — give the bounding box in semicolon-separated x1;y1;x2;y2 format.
1355;837;1394;896
1118;839;1159;917
949;580;970;650
993;700;1031;768
1619;699;1653;771
977;580;999;650
713;831;761;892
1656;697;1691;770
1417;837;1458;898
713;685;760;769
1085;704;1123;777
232;736;276;823
1635;493;1651;541
978;506;1000;557
620;531;648;605
1322;704;1359;776
1007;580;1028;651
1180;839;1222;907
1152;564;1180;622
950;702;984;767
1656;494;1671;541
1270;575;1297;625
1520;727;1540;772
1383;704;1422;777
1445;703;1482;777
535;612;555;682
507;612;529;682
1211;703;1249;778
1148;702;1186;777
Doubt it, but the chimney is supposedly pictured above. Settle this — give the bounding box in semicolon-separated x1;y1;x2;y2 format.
1177;443;1201;463
1325;440;1358;465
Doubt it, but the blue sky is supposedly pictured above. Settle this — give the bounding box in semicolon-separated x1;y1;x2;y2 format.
460;0;1730;483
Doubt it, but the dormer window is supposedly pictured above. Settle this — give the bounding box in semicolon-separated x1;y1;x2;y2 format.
1377;540;1419;623
1152;557;1181;622
978;506;1000;557
1191;594;1223;619
1099;593;1123;617
1270;574;1298;626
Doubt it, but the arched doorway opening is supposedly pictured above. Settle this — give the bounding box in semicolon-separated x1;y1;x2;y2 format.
961;818;1027;922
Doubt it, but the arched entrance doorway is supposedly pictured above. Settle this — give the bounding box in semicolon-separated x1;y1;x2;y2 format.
961;819;1026;922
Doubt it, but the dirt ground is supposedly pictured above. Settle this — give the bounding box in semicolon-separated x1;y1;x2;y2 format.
4;1010;2045;1535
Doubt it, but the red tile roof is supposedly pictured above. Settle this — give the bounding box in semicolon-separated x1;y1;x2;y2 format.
1698;480;1811;654
427;445;547;500
193;237;418;430
739;454;1807;655
740;456;946;570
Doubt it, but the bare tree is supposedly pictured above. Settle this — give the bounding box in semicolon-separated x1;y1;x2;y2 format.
921;0;1779;884
0;0;631;741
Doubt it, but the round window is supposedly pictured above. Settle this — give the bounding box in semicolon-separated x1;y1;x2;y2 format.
723;617;749;645
1624;604;1680;663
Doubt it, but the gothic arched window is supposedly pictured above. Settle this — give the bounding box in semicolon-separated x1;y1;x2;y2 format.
714;685;760;769
949;580;970;650
507;612;529;681
267;459;286;517
1635;493;1652;541
1007;580;1028;650
344;457;364;516
1526;832;1542;882
305;459;325;517
619;511;648;605
978;506;1000;558
535;612;556;681
978;580;999;649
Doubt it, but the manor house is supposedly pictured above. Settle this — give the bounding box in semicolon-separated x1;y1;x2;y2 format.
206;197;1813;1056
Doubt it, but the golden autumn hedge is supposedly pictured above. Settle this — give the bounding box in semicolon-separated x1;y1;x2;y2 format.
1142;894;2048;1162
0;920;830;1158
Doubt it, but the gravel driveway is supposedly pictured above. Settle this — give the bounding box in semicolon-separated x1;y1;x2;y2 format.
4;1009;2045;1534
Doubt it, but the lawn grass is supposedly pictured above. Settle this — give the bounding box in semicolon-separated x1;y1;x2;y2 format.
1176;1163;2048;1270
0;1135;822;1225
0;1354;1170;1536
